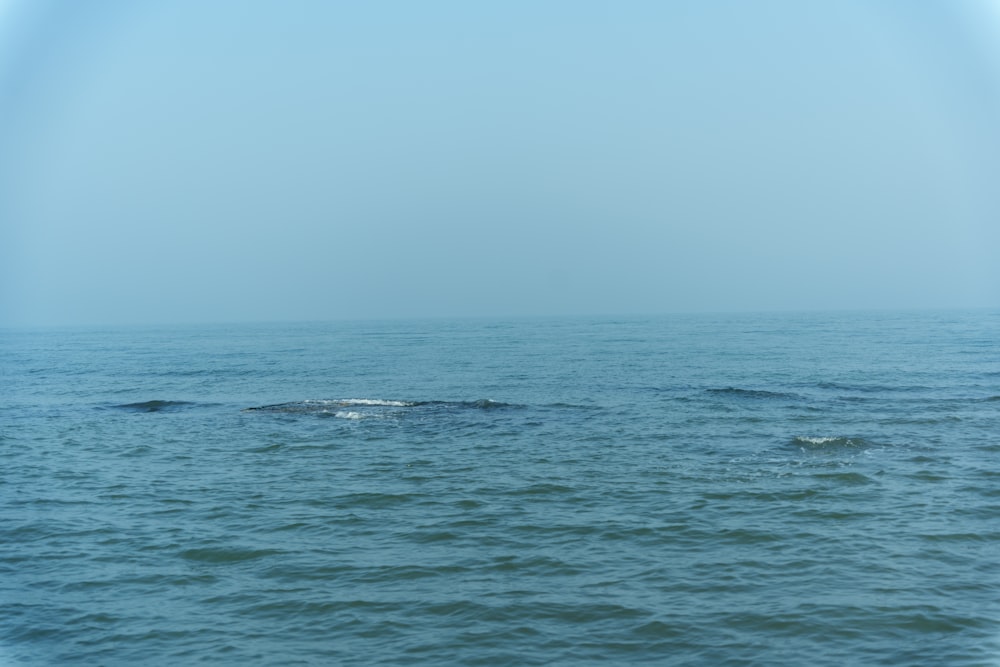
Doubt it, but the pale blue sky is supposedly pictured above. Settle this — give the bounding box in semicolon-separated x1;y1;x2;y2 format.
2;1;998;326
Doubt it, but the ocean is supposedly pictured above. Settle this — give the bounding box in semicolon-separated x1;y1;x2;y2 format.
2;310;999;665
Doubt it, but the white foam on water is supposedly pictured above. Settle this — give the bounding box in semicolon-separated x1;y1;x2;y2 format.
339;398;414;407
305;398;414;407
796;436;841;445
335;411;364;420
792;436;871;450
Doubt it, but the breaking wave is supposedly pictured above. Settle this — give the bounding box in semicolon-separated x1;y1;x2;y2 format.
791;436;874;449
244;399;414;413
243;398;517;415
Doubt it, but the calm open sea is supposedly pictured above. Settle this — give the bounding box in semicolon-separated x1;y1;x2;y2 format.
2;311;999;665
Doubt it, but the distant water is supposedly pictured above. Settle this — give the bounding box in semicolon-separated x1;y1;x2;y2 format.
2;311;999;666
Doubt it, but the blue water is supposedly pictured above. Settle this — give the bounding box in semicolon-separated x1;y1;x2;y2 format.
2;311;999;665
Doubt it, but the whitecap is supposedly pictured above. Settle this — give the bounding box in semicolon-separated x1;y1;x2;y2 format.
302;398;415;407
334;398;416;407
795;436;841;445
791;436;870;449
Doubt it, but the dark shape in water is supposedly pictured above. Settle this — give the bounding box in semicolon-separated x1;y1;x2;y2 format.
243;399;415;413
464;398;511;410
706;387;799;400
243;398;517;414
114;400;193;413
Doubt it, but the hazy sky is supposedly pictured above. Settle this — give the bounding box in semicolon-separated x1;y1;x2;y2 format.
2;0;999;326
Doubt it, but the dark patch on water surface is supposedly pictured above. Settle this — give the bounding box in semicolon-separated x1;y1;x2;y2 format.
244;399;410;414
706;387;801;400
245;399;418;412
242;398;521;415
462;398;514;410
810;471;876;486
112;400;195;413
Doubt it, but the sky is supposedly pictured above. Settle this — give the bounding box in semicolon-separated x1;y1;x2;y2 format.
1;0;999;326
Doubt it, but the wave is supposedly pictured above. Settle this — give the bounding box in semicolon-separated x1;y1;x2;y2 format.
790;436;873;449
706;388;799;400
243;398;517;415
309;398;416;407
543;402;604;411
113;400;195;412
459;399;512;410
816;381;932;394
244;399;414;413
179;546;284;563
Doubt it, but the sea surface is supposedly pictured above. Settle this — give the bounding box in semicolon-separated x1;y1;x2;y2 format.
2;311;999;666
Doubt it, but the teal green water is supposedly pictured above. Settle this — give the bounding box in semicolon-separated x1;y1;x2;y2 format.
2;311;999;665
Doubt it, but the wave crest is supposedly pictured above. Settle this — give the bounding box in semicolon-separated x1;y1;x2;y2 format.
309;399;416;407
791;436;871;449
114;400;193;412
244;399;415;413
707;388;798;400
243;398;516;414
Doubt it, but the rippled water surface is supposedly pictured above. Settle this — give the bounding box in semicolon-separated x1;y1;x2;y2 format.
2;311;999;665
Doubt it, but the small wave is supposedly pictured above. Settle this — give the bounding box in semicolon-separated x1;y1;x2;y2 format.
303;398;416;408
243;399;414;413
816;381;882;392
817;381;931;394
244;398;516;413
327;398;416;407
113;400;193;412
464;399;512;409
179;547;283;563
791;436;871;449
706;388;798;400
543;402;603;410
811;471;875;485
246;443;284;453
